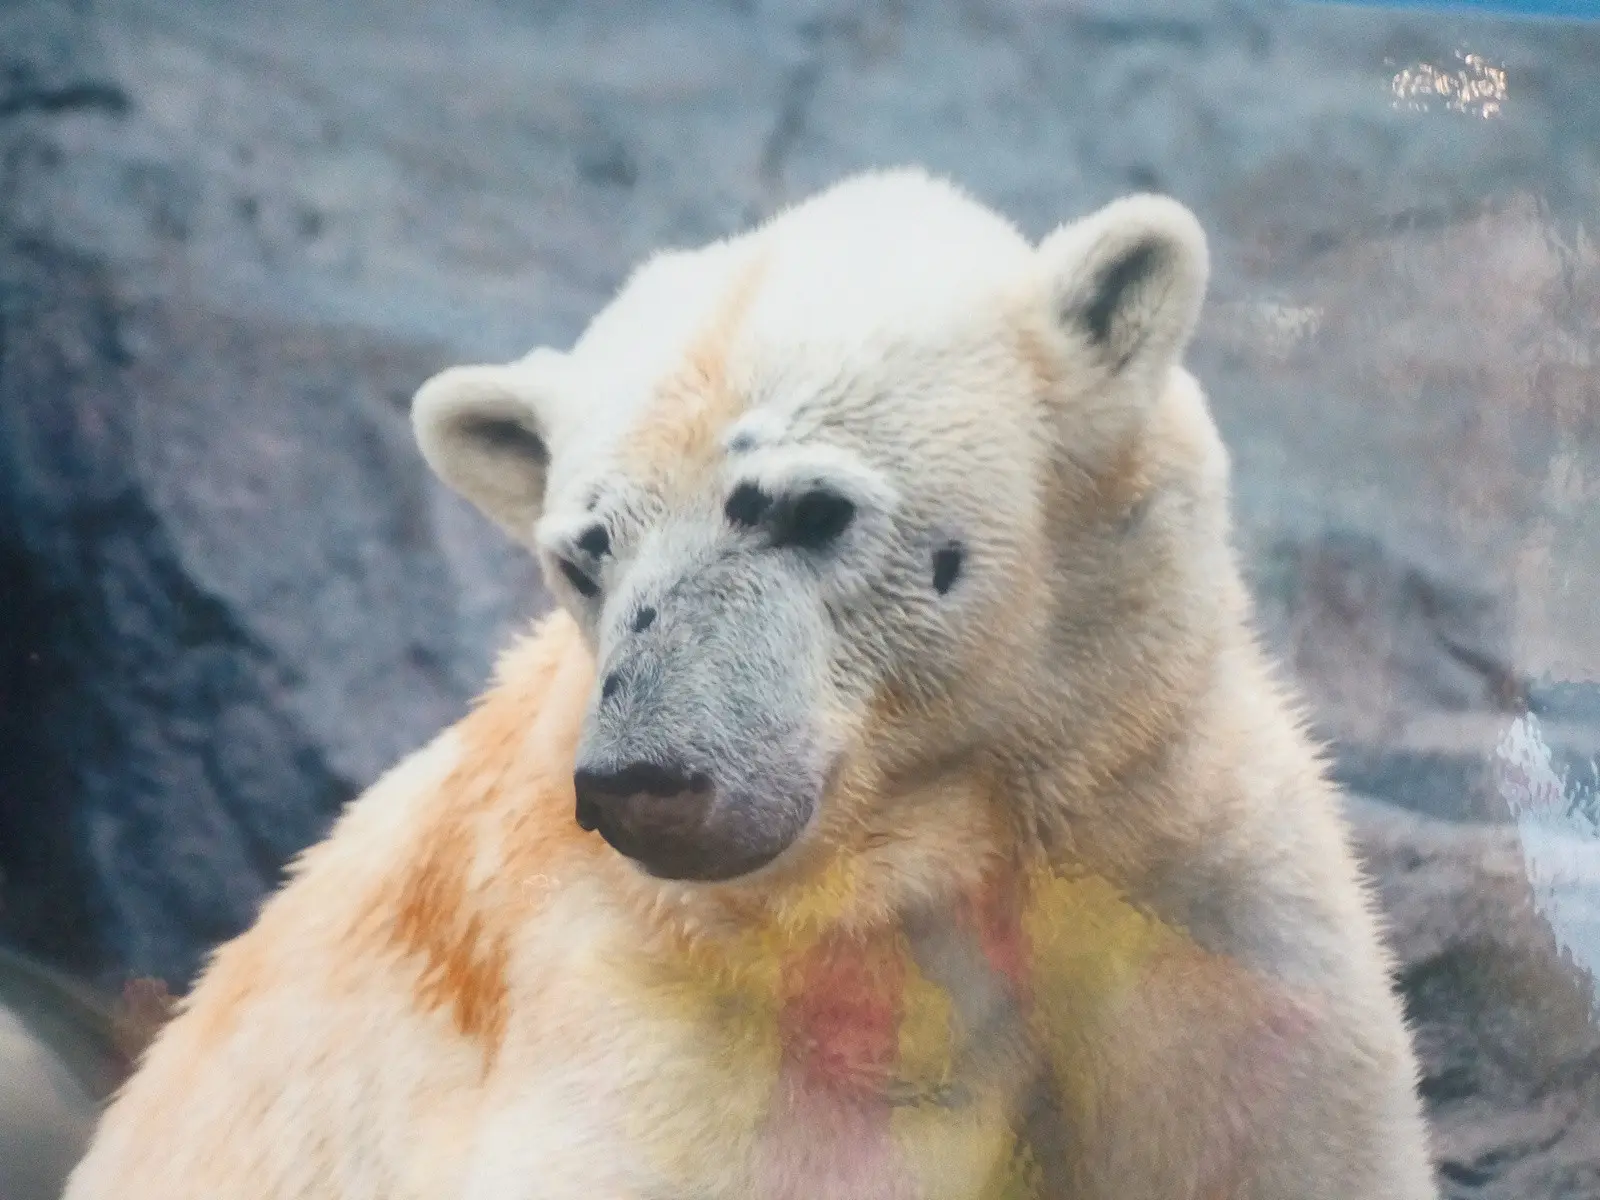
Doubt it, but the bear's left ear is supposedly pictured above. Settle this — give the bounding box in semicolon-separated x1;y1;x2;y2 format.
411;348;567;545
1037;194;1209;386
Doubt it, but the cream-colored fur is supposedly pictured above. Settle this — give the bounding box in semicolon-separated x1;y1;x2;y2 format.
64;169;1438;1199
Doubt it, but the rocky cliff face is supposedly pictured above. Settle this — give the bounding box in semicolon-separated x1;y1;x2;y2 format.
1;1;1596;1195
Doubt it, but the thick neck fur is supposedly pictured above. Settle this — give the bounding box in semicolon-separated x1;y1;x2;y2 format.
614;584;1249;979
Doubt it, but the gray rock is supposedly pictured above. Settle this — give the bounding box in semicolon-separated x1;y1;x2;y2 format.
0;0;546;985
0;0;125;119
1350;797;1600;1199
1248;528;1599;824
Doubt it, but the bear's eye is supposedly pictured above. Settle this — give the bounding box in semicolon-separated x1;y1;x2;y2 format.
725;482;773;528
576;524;610;558
725;482;856;552
772;488;856;551
932;541;964;594
557;558;600;599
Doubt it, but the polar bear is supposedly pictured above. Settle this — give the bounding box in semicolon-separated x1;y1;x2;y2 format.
63;169;1437;1200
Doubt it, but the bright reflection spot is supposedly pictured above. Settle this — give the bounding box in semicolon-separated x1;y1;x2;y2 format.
1389;50;1508;118
1493;714;1600;1015
1209;300;1324;363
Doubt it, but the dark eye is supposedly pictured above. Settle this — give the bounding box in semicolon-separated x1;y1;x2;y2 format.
557;558;600;598
576;525;610;557
773;489;856;551
725;482;773;528
932;541;964;594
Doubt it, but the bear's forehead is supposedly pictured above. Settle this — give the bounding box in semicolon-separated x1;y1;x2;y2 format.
554;173;1035;501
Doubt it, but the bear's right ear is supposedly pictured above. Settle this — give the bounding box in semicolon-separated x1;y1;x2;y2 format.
411;349;565;545
1037;194;1209;390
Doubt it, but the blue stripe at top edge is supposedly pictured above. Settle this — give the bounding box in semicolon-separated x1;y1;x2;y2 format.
1298;0;1600;17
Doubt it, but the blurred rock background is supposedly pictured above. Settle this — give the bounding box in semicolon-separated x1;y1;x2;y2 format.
0;0;1596;1196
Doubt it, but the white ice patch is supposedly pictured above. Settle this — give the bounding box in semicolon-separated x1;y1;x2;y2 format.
1492;713;1600;1017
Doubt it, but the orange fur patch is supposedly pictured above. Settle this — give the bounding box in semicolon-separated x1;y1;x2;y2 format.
621;253;770;486
390;817;512;1053
379;614;600;1065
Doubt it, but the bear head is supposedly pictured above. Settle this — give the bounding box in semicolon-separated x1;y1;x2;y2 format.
412;168;1226;890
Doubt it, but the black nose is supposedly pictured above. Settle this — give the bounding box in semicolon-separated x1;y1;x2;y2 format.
572;761;704;825
571;759;727;877
573;761;700;828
